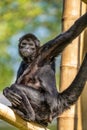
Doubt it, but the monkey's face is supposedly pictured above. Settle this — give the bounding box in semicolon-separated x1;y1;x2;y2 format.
19;38;36;59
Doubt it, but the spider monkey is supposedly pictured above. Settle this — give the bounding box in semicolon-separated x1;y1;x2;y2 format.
3;13;87;126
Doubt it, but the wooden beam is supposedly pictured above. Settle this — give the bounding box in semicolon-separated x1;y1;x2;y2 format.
0;103;49;130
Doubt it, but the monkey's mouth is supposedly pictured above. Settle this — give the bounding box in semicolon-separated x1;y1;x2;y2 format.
19;48;36;58
20;49;32;57
23;51;30;57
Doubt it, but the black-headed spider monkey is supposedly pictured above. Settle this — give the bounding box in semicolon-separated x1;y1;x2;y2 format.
3;13;87;126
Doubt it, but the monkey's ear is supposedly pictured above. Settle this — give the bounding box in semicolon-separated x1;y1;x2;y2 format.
35;40;40;48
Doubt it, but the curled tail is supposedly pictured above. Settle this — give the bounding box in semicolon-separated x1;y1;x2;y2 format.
56;53;87;117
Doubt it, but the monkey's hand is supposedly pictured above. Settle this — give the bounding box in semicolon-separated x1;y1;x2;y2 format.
3;86;35;122
3;87;22;106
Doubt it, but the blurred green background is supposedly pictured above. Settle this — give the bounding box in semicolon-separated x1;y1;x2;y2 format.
0;0;62;129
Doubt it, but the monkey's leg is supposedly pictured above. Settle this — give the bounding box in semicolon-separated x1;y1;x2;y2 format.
3;84;53;126
3;86;35;121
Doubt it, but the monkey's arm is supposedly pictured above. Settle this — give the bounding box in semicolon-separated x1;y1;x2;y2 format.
17;13;87;84
39;13;87;62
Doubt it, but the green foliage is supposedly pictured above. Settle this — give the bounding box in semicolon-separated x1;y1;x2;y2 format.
0;0;62;90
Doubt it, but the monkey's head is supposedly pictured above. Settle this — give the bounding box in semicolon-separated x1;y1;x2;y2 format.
19;33;40;62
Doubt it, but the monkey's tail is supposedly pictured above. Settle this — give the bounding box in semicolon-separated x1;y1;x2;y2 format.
56;53;87;116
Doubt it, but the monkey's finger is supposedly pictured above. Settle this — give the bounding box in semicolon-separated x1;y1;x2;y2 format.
8;90;22;100
11;95;21;104
12;102;18;107
11;100;21;106
6;94;22;106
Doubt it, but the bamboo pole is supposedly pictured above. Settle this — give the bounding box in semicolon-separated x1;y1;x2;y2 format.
80;2;87;60
76;2;87;130
81;30;87;130
58;0;81;130
80;2;87;130
0;103;49;130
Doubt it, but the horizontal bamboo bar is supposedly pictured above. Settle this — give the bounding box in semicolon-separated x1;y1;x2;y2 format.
0;103;49;130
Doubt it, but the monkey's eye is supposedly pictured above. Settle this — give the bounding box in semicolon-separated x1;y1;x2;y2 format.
31;48;35;50
29;43;34;46
22;42;27;45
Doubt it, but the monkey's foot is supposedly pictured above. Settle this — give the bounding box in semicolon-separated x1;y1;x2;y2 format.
12;108;35;121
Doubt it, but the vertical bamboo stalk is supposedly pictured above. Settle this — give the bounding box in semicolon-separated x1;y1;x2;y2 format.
76;2;87;130
80;3;87;130
80;2;87;60
57;0;81;130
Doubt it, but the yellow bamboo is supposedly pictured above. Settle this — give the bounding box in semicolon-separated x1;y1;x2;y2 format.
76;2;87;130
80;3;87;130
0;103;49;130
81;31;87;130
58;0;81;130
80;2;87;60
